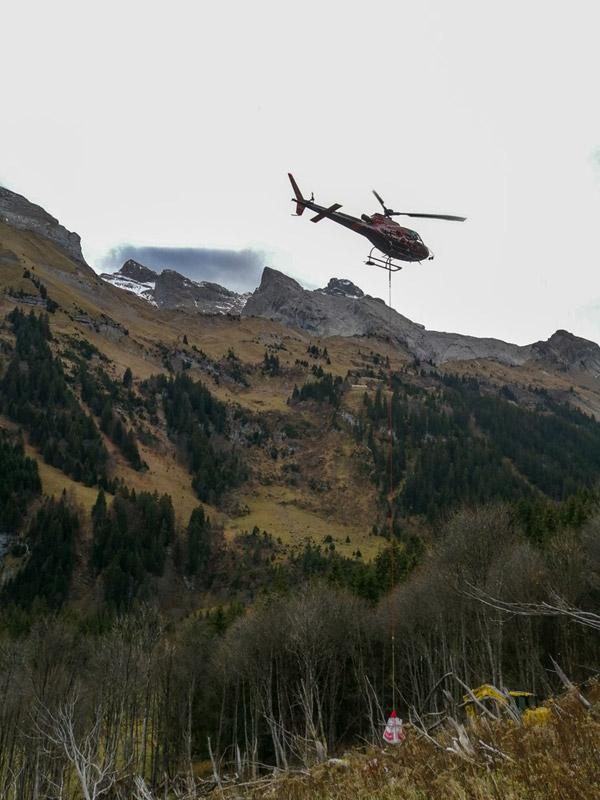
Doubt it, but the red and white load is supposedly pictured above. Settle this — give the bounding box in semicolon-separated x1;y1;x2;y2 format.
383;710;405;744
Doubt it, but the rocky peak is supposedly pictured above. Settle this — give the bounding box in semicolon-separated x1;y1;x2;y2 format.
243;268;305;319
101;261;249;314
243;267;407;336
320;277;364;299
0;185;86;265
120;259;158;283
531;329;600;374
257;267;304;294
154;270;248;313
242;268;539;369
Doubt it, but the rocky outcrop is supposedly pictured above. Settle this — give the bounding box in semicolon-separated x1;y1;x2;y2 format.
530;330;600;375
242;267;531;366
99;259;157;304
153;269;249;313
120;259;158;283
241;269;600;375
320;277;364;299
101;262;250;314
243;267;399;336
406;328;531;367
0;186;86;265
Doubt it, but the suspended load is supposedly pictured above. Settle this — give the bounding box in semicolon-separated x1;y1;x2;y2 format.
383;711;405;744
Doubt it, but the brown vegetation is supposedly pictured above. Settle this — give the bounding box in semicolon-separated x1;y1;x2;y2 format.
4;217;600;798
246;686;600;800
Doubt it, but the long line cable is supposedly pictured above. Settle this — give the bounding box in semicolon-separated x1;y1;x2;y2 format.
388;265;395;714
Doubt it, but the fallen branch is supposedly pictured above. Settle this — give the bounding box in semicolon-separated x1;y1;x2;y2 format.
549;656;592;711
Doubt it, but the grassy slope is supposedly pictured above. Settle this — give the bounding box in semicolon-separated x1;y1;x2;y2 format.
445;355;600;418
4;220;600;571
0;225;393;564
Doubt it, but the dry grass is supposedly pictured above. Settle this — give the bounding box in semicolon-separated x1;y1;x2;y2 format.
6;220;600;572
444;356;600;418
224;484;381;560
31;452;100;515
234;687;600;800
1;418;202;534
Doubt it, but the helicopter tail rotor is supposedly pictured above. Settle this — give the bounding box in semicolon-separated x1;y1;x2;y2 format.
288;173;306;216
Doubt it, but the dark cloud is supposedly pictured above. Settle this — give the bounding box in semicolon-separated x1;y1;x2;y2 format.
97;245;266;293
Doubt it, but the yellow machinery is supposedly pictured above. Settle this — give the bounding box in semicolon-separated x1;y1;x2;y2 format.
462;684;547;724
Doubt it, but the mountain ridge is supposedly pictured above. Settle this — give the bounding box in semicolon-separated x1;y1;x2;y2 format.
241;267;600;374
103;260;600;376
101;260;251;314
2;180;600;381
0;185;87;266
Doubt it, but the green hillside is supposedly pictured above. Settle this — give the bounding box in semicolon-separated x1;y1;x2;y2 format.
2;224;600;796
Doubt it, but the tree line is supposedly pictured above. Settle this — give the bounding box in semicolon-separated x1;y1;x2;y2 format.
0;309;247;507
357;373;600;524
140;373;247;506
0;501;598;796
0;429;41;533
1;308;108;486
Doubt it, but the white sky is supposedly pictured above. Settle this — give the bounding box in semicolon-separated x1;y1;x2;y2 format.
2;0;600;346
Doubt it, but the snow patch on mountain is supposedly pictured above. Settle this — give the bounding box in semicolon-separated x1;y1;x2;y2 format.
100;262;249;314
105;275;157;306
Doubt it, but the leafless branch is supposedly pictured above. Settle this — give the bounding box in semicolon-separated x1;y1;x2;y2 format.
463;584;600;631
34;696;122;800
133;775;154;800
549;656;592;710
446;717;477;762
408;706;445;750
477;738;516;763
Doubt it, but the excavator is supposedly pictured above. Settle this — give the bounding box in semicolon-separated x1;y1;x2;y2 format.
462;684;550;724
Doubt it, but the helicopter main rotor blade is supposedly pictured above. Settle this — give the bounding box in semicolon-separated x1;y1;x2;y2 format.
372;189;395;215
390;212;467;222
372;189;386;208
373;189;465;221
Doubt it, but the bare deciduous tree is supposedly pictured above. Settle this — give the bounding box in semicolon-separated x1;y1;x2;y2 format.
36;695;122;800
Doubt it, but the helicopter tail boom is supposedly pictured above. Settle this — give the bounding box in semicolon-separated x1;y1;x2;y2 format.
288;173;306;216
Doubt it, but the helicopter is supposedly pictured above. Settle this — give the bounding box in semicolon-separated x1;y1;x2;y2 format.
288;173;466;271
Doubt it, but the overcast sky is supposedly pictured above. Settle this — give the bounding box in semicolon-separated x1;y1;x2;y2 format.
2;1;599;345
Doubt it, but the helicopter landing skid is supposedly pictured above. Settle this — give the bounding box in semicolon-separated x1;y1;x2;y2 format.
365;249;403;272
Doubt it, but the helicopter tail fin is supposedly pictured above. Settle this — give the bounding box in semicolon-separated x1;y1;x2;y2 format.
288;173;306;216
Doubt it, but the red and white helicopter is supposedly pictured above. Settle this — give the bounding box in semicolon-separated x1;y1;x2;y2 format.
288;173;465;271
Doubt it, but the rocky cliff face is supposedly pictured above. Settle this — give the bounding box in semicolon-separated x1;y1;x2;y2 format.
0;186;86;265
530;330;600;376
320;278;364;299
153;269;249;313
240;269;600;374
120;259;158;284
242;267;400;337
242;268;532;367
101;262;250;314
100;260;158;305
3;183;598;378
